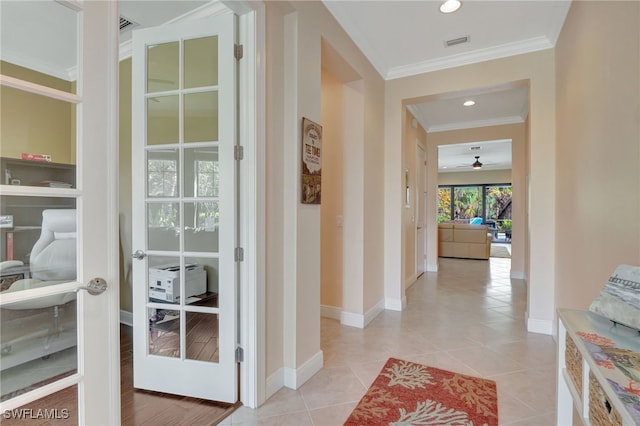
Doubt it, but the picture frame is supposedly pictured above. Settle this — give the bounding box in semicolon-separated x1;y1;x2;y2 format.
301;117;322;204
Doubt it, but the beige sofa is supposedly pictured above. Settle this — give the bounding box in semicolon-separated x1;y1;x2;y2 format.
438;222;492;260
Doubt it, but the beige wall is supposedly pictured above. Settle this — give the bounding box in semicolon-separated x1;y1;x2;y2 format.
555;1;640;311
320;68;344;309
438;169;511;186
0;62;75;164
429;123;526;277
387;52;555;332
266;0;385;382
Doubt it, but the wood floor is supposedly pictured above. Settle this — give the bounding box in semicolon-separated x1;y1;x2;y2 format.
3;325;239;425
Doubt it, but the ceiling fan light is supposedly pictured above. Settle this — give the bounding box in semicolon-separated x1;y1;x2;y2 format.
440;0;462;14
472;156;482;169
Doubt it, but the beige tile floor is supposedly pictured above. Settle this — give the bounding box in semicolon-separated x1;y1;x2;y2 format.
223;257;557;425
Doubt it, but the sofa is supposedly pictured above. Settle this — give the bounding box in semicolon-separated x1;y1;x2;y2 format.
438;222;492;260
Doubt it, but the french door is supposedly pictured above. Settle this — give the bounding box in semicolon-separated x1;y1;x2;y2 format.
0;1;120;424
131;13;238;402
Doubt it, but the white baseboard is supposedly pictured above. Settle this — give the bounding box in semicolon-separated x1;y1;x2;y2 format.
320;305;342;320
340;299;384;328
527;318;553;335
426;263;438;272
283;350;323;390
510;271;525;280
385;296;407;311
266;367;284;400
120;310;133;327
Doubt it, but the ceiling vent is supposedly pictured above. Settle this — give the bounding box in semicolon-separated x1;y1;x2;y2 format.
445;36;470;47
120;16;138;32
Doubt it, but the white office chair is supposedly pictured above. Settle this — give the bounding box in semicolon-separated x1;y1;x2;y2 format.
0;209;77;360
0;209;77;308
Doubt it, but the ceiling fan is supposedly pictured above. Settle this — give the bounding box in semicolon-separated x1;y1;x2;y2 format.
472;156;483;169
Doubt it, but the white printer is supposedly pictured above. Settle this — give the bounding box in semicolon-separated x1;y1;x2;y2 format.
149;263;206;303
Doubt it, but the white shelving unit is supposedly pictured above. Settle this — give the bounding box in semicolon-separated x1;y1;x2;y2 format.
557;309;640;425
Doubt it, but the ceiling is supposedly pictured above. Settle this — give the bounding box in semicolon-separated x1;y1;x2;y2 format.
2;0;571;173
323;0;571;172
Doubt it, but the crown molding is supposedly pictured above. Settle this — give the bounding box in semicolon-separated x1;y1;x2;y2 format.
428;115;525;133
386;36;554;80
2;48;75;81
118;1;230;61
405;104;430;132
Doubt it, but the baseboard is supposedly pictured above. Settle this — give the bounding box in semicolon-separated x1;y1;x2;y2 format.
527;318;553;335
426;263;438;272
340;299;384;328
266;367;284;400
120;310;133;327
385;296;407;311
510;271;525;280
320;305;342;320
283;350;323;390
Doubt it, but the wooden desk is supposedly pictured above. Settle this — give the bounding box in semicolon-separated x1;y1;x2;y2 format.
557;309;640;425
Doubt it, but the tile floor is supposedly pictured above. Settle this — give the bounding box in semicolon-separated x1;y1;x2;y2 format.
223;257;557;425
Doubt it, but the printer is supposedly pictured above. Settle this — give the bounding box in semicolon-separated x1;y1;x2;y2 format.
149;263;206;303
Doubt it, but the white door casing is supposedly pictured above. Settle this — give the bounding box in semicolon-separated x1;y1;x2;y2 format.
0;1;120;424
416;144;427;275
131;13;238;403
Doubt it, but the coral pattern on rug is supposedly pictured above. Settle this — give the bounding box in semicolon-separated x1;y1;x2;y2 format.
344;358;498;426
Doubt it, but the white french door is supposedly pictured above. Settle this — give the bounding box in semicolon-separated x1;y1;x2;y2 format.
0;1;119;424
131;13;238;402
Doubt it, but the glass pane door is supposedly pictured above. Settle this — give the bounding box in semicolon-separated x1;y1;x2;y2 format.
132;13;237;403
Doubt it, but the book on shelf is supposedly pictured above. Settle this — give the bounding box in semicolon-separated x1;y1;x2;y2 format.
21;153;52;162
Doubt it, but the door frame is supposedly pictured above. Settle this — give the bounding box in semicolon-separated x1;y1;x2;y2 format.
415;143;427;277
229;2;267;408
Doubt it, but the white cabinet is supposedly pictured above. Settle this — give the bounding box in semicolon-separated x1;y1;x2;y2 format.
557;309;640;425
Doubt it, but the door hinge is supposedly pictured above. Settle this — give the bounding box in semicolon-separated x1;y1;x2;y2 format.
235;247;244;262
234;146;244;160
235;346;244;363
234;44;243;60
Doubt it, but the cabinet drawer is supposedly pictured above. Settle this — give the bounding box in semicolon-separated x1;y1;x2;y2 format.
589;370;622;426
566;333;583;396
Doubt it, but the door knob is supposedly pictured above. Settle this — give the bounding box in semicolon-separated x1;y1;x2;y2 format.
132;250;146;260
76;277;108;296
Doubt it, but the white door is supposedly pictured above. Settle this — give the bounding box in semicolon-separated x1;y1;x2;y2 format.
131;13;238;403
0;1;120;424
416;144;427;275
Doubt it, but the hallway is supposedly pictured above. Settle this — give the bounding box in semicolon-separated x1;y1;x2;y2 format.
225;257;557;425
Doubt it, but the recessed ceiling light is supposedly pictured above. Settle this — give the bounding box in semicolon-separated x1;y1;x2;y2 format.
463;100;476;107
440;0;462;14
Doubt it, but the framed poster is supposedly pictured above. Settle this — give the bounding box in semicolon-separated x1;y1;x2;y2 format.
301;117;322;204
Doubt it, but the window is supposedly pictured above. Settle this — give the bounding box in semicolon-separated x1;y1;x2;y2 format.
438;183;512;225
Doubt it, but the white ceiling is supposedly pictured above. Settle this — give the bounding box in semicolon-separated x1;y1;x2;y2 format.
2;0;571;173
323;0;571;173
438;139;512;173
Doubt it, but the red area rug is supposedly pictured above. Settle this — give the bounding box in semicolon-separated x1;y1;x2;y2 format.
344;358;498;426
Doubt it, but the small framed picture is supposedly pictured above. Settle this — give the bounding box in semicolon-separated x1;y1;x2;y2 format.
301;117;322;204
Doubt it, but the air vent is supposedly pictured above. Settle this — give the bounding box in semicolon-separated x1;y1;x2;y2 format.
445;36;470;47
119;16;138;32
